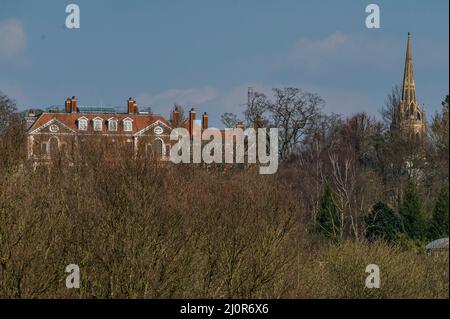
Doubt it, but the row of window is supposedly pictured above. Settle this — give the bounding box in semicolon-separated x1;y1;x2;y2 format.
78;117;133;132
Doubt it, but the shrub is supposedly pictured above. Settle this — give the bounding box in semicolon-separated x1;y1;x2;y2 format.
365;202;403;243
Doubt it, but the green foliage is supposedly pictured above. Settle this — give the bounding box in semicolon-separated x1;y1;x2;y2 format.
428;187;449;240
396;233;425;251
316;184;342;241
365;202;403;243
399;180;427;241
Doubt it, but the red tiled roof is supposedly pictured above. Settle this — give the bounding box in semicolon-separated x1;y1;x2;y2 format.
29;112;230;140
28;113;173;135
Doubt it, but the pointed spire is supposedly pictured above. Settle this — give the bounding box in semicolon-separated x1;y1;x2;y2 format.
391;33;427;138
401;32;417;107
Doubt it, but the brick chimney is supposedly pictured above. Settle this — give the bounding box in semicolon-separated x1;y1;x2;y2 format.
65;97;72;113
71;96;77;113
202;112;209;129
172;105;182;127
189;108;196;136
127;97;136;114
133;99;139;114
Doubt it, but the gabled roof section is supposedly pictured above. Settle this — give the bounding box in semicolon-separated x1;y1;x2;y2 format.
29;117;77;135
134;119;173;136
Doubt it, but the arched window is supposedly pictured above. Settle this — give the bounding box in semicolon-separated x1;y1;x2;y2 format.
153;138;165;158
48;136;59;158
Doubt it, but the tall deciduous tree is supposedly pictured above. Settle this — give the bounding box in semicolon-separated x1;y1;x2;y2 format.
221;112;239;128
0;91;18;135
381;85;402;127
243;88;323;161
269;88;323;160
244;91;269;126
0;91;26;171
429;95;449;182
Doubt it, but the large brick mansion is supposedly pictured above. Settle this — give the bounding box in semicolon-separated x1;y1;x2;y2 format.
26;97;214;162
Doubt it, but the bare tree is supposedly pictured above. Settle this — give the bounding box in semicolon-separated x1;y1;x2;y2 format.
268;88;323;160
221;112;239;128
0;92;26;170
244;92;269;126
380;85;401;128
0;91;18;135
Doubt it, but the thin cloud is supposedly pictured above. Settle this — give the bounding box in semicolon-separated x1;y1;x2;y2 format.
0;19;27;60
137;87;218;115
293;32;351;68
282;31;403;78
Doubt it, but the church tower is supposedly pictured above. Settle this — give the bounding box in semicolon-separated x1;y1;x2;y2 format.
391;33;427;138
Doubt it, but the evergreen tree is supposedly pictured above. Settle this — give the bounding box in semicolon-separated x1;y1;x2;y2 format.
316;183;342;241
365;202;403;243
399;179;427;240
428;187;449;240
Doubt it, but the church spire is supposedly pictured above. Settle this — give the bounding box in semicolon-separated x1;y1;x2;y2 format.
401;32;417;107
391;32;426;138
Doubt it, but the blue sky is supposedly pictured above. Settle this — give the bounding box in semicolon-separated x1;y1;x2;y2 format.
0;0;448;127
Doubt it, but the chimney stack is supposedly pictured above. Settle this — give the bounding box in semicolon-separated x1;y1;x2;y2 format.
65;97;72;113
202;112;209;129
172;105;182;127
189;108;196;136
133;100;138;114
127;97;137;114
71;96;77;113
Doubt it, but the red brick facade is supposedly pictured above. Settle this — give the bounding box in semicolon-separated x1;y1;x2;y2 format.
26;96;210;163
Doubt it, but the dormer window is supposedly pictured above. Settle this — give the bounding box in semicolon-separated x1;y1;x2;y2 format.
108;118;118;131
93;117;103;131
123;118;133;131
78;117;88;131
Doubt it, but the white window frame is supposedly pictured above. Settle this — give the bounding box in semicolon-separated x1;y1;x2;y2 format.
93;117;103;131
78;117;88;131
123;118;133;132
108;118;118;131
